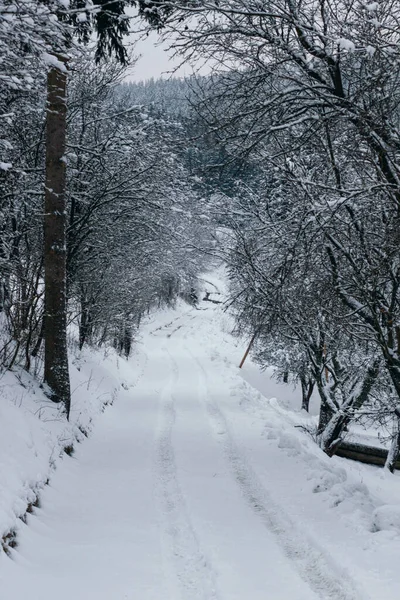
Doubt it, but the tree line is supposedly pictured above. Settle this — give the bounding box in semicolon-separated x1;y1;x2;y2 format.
140;0;400;470
0;1;211;417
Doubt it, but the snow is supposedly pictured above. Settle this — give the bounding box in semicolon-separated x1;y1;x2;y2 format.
1;272;400;598
0;345;123;547
365;2;379;11
41;53;68;73
372;505;400;534
337;38;356;52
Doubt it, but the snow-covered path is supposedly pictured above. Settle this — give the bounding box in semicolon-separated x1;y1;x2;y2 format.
0;288;394;599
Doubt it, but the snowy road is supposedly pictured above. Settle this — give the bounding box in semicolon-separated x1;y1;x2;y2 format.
0;290;378;599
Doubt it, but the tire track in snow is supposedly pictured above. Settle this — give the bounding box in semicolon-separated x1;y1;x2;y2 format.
187;347;370;600
149;311;196;337
167;315;196;339
154;346;220;600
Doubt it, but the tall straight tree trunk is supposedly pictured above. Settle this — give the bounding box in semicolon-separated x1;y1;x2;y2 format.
43;57;71;418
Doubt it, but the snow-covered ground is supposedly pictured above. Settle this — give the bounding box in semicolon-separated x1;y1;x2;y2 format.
0;343;130;550
1;272;400;599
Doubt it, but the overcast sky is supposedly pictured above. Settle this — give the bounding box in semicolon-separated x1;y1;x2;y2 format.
124;17;213;83
124;29;189;82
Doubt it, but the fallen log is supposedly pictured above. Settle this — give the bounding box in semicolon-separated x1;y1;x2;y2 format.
335;440;400;470
203;292;222;304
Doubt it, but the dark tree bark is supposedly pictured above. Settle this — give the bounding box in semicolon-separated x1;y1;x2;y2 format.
300;376;314;412
123;324;132;358
79;295;93;351
43;57;71;418
319;360;380;456
386;408;400;473
317;401;334;436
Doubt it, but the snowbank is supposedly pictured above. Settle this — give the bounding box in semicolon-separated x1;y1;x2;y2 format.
0;344;130;551
230;364;400;599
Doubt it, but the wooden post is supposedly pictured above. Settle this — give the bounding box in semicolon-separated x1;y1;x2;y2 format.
239;331;257;369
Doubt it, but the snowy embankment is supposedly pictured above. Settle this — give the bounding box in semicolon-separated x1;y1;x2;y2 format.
0;344;143;552
1;271;400;599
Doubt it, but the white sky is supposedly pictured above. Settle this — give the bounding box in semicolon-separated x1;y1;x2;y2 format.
126;31;192;82
123;8;212;83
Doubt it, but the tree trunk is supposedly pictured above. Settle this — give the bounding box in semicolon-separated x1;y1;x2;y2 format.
380;360;400;471
386;411;400;473
123;324;132;358
319;359;380;456
79;295;92;351
300;376;314;412
43;57;71;418
317;401;334;436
